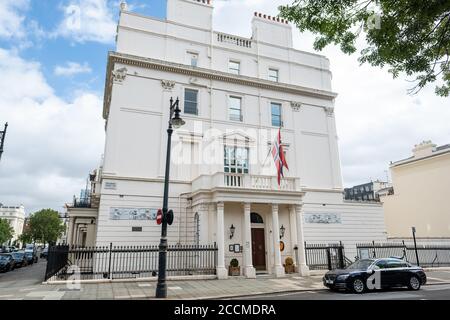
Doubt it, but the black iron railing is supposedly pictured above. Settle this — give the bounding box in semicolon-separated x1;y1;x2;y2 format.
356;241;450;267
304;242;346;270
45;244;218;281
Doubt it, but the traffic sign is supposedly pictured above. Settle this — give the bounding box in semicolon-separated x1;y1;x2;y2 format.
157;209;163;225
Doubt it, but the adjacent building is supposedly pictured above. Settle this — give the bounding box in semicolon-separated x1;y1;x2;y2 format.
381;141;450;243
66;0;387;278
344;180;391;202
0;204;25;245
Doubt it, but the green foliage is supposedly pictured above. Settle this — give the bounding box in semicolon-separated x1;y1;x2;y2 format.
18;231;33;245
0;218;14;245
230;258;239;267
27;209;65;245
279;0;450;96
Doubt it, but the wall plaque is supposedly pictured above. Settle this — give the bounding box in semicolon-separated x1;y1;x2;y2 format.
104;182;117;190
304;213;341;224
110;207;156;220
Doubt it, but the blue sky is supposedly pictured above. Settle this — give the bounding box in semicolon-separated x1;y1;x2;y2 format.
0;1;166;99
0;0;449;214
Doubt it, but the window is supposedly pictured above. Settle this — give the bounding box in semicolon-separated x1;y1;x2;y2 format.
229;60;240;75
224;146;249;174
184;89;198;115
188;52;198;67
271;102;282;127
374;260;388;269
229;96;242;121
250;212;264;224
268;68;279;82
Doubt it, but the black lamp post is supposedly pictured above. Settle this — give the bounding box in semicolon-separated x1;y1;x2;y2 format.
0;122;8;162
155;97;185;299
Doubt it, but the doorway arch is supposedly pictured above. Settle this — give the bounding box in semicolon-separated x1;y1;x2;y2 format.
250;212;266;271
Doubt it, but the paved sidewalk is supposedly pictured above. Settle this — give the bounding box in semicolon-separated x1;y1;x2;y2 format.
1;263;450;300
2;274;326;300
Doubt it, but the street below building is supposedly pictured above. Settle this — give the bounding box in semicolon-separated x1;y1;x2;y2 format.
234;283;450;300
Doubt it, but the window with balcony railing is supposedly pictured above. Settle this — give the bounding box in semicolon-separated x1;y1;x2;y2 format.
224;146;249;174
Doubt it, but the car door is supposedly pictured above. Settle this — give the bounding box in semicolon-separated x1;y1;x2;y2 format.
386;260;404;286
371;259;389;288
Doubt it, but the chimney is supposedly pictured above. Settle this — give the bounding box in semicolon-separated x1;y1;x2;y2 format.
167;0;213;30
252;11;292;48
412;140;436;158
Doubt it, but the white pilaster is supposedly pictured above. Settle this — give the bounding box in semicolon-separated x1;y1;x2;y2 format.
216;202;228;279
243;203;256;278
294;204;310;276
271;204;285;277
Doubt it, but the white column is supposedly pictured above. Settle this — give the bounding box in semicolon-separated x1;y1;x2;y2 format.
289;206;298;266
271;204;285;277
66;217;75;246
243;203;256;278
216;202;228;279
294;204;310;276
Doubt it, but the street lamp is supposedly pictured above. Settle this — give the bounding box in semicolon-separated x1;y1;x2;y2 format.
155;97;185;299
0;122;8;162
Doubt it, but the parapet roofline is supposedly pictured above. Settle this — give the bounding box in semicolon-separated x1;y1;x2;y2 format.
390;144;450;167
118;10;330;60
102;51;338;120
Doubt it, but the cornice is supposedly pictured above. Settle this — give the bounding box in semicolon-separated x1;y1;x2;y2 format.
103;51;338;119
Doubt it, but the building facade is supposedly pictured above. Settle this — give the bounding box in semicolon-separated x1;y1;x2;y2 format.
381;141;450;243
69;0;387;278
0;204;25;245
344;180;391;202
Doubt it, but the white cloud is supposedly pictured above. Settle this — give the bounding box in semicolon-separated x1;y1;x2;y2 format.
213;0;450;187
0;48;105;214
54;61;92;76
0;0;30;39
53;0;117;44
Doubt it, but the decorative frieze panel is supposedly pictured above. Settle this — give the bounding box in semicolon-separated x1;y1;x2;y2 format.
324;106;334;117
109;207;156;220
304;213;341;224
161;80;176;90
112;67;127;84
290;101;302;112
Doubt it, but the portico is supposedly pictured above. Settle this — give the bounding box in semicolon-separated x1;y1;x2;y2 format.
190;180;310;279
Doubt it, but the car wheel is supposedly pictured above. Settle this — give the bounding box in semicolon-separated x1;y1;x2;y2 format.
352;278;366;294
408;275;421;290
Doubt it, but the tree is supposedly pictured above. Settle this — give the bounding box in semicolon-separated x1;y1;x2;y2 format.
0;218;14;245
27;209;65;245
18;231;33;245
279;0;450;96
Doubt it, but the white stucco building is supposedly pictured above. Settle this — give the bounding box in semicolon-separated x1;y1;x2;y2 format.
68;0;387;278
0;204;25;245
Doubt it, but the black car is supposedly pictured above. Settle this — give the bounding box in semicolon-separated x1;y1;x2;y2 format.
24;251;38;265
10;251;28;268
40;247;48;259
0;254;15;272
323;258;427;293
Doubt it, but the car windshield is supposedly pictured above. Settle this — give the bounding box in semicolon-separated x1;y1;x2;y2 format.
346;259;374;270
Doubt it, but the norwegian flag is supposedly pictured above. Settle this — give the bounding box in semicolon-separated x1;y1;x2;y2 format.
271;128;289;186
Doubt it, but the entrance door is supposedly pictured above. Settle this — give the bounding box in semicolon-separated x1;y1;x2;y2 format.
251;228;266;270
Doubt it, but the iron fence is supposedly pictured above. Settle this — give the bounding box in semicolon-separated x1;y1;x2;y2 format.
356;241;450;267
304;242;346;270
45;244;217;281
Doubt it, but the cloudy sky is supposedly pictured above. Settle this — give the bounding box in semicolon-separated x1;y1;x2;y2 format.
0;0;449;215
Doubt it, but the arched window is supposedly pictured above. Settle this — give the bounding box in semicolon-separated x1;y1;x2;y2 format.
250;212;264;224
194;212;200;246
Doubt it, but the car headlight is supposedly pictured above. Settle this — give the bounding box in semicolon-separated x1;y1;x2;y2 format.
336;274;349;281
